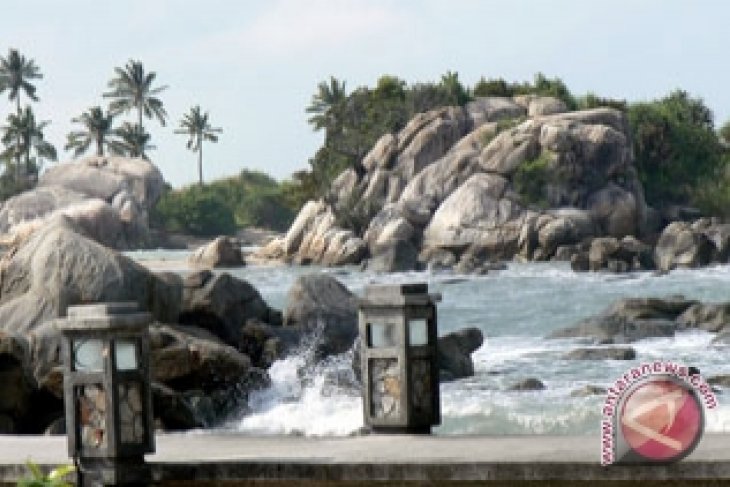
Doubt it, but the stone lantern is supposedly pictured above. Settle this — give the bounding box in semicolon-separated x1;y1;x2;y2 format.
57;302;154;485
358;283;441;433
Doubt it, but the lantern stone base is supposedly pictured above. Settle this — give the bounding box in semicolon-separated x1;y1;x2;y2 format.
77;456;150;486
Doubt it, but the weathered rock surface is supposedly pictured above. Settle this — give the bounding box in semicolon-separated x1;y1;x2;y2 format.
654;219;730;271
508;378;545;391
188;236;244;268
258;100;649;271
562;347;637;361
655;221;713;271
677;303;730;332
570;385;607;397
179;270;281;346
570;236;655;272
1;156;165;249
283;274;359;358
549;296;696;344
0;216;182;334
437;327;484;381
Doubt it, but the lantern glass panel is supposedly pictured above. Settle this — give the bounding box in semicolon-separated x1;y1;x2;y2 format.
118;382;146;444
115;340;138;371
73;339;105;372
408;319;428;346
77;384;107;450
367;322;397;348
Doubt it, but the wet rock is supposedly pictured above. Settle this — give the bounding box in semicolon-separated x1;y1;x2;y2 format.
655;222;713;271
43;417;66;435
508;378;545;391
180;270;280;346
150;324;267;393
437;327;484;381
188;236;244;268
549;297;693;343
0;331;32;419
563;347;636;360
707;375;730;388
570;385;607;397
284;274;358;359
239;319;301;369
151;382;203;431
677;303;730;332
368;239;420;272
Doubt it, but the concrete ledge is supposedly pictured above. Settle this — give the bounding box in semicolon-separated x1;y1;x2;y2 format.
2;433;730;485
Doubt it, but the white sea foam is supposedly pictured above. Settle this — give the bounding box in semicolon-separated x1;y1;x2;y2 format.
125;253;730;436
235;353;362;436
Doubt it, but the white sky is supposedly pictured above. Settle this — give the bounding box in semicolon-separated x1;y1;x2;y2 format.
3;0;729;187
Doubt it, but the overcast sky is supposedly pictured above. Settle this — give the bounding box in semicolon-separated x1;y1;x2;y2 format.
3;0;729;187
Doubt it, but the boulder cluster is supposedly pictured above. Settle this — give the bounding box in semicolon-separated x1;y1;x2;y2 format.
258;97;654;272
258;96;730;275
0;156;165;250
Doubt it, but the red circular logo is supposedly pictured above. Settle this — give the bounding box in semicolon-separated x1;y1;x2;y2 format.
620;379;703;461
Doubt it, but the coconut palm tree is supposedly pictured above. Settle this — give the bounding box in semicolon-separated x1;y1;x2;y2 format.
0;48;43;113
111;122;155;160
103;60;167;130
1;106;56;179
65;106;116;157
174;105;222;186
306;76;347;133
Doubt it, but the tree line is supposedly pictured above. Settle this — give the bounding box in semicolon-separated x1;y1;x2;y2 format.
0;48;221;201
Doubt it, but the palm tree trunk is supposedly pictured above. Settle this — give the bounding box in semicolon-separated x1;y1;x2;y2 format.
15;97;20;184
96;137;103;156
198;141;203;186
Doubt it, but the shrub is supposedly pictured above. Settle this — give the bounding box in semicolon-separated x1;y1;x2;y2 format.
152;187;236;237
512;153;554;208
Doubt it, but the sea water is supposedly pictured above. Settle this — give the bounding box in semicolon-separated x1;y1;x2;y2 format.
126;251;730;436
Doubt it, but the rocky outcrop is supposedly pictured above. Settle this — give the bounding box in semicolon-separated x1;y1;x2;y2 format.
654;219;730;271
437;327;484;381
508;378;545;391
283;274;359;358
0;156;165;249
0;216;284;433
179;270;281;346
563;347;636;360
257;98;649;271
546;295;730;345
570;236;655;272
0;216;182;334
188;236;244;268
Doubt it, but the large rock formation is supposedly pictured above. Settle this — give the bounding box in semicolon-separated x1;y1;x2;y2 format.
283;274;359;358
0;156;165;249
257;98;649;270
0;215;281;433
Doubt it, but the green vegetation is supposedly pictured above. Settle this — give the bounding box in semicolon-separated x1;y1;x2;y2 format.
65;106;116;157
512;152;554;209
104;60;167;130
16;460;74;487
175;105;222;186
473;73;576;109
152;170;294;236
0;48;54;186
297;72;470;202
628;90;727;209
